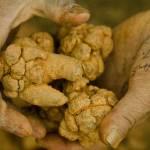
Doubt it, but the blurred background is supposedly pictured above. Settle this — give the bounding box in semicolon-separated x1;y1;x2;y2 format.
78;0;150;26
1;0;150;150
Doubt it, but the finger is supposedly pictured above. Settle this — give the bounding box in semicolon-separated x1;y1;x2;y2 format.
33;0;90;25
0;95;33;137
27;116;46;139
100;89;150;148
100;34;150;149
19;85;68;107
59;4;90;25
38;134;83;150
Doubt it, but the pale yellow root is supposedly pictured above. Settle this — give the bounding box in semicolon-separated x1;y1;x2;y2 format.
46;54;83;81
19;84;68;107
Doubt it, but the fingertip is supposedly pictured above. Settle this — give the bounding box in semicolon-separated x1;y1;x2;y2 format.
69;12;90;25
3;107;33;137
99;104;133;148
16;120;33;137
100;123;123;149
38;135;67;150
28;116;46;139
60;4;90;25
38;135;83;150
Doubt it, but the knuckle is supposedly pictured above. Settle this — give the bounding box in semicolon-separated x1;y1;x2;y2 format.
121;114;136;127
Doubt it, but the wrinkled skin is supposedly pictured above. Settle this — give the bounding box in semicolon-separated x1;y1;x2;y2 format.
0;0;90;49
99;10;150;148
0;0;89;137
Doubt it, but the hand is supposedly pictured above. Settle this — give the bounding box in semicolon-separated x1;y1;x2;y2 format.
0;0;89;137
99;10;150;148
0;0;90;49
0;94;46;138
38;10;150;150
39;135;107;150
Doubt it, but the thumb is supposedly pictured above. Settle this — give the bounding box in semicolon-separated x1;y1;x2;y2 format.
100;88;150;148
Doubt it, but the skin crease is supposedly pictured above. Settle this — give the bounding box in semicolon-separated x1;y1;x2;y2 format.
0;0;90;138
99;10;150;148
39;11;150;150
0;0;150;149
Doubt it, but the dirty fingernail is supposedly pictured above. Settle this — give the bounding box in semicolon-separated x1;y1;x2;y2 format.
105;129;123;149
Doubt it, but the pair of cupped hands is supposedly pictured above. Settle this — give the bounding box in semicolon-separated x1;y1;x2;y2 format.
0;0;150;149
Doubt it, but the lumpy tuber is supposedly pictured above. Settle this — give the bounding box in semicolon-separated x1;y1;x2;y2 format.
0;23;118;148
59;85;117;147
0;32;83;107
58;24;117;147
59;24;113;80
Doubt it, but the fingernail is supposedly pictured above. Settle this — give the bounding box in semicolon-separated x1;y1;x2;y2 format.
105;129;123;149
69;4;89;14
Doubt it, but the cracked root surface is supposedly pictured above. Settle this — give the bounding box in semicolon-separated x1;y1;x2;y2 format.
59;85;118;147
0;32;84;107
59;24;113;80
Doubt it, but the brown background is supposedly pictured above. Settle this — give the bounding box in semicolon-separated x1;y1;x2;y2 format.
77;0;150;26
